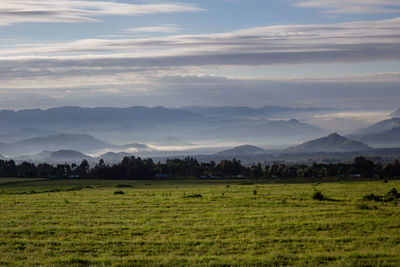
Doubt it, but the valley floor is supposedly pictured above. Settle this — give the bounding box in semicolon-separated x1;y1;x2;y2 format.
0;179;400;266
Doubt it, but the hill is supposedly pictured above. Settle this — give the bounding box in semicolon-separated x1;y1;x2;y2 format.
0;128;56;143
351;127;400;148
42;150;92;163
390;109;400;117
16;134;110;154
0;106;325;151
288;133;372;153
0;106;204;131
263;119;322;135
351;118;400;136
180;106;335;118
349;118;400;147
0;133;114;157
217;145;265;156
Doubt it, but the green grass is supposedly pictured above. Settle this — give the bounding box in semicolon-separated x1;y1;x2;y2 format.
0;179;400;266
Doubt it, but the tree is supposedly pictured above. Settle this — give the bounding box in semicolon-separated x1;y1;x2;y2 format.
79;159;90;178
251;163;264;178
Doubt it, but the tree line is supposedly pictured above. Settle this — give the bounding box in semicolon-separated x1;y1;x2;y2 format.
0;156;400;179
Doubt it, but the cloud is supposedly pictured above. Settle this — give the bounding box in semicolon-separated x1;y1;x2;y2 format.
124;25;182;34
1;17;400;67
0;17;399;110
0;0;202;26
295;0;400;15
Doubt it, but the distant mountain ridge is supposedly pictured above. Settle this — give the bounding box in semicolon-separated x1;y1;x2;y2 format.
390;109;400;117
14;150;133;164
217;145;265;156
353;127;400;148
263;119;322;135
180;105;336;118
0;128;56;143
18;133;109;150
0;106;326;155
349;118;400;147
0;106;203;131
0;133;151;157
288;133;372;153
0;134;111;156
43;150;90;162
351;118;400;136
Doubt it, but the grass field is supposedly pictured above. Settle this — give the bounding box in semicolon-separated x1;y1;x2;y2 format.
0;178;400;266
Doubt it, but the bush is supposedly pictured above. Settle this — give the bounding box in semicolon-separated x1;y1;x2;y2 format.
386;188;399;197
114;191;125;195
363;188;400;202
253;189;257;195
383;188;400;201
312;190;325;201
363;193;382;202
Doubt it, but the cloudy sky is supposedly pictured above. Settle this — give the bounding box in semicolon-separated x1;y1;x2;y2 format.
1;0;400;110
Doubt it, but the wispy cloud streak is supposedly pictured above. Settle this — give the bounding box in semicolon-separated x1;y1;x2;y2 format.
1;18;400;65
295;0;400;14
0;0;202;26
124;25;182;34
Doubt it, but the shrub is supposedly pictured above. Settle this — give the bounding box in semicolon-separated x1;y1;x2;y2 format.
253;189;257;195
363;189;400;202
363;193;382;202
386;188;399;198
383;188;400;201
312;190;325;201
114;191;125;195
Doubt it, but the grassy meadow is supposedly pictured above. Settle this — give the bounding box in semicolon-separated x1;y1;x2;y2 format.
0;178;400;266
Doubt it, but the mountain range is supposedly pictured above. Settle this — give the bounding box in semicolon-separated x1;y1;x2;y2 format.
0;134;149;157
287;133;372;153
217;145;266;156
348;118;400;147
1;106;400;162
0;106;327;156
180;106;336;119
390;109;400;117
3;131;399;165
217;133;372;156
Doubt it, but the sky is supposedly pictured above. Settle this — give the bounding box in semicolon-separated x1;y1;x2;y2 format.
0;0;400;110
